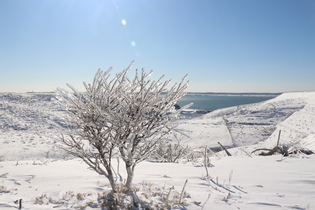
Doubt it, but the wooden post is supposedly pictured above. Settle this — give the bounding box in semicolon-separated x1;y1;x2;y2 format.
276;130;281;147
18;199;22;209
204;146;209;177
218;142;232;156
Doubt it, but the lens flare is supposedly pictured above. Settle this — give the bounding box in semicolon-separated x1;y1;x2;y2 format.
121;19;127;25
131;41;136;47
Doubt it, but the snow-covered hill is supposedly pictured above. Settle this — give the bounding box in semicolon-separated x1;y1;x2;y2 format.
0;93;66;160
0;93;65;131
1;91;314;159
178;91;315;153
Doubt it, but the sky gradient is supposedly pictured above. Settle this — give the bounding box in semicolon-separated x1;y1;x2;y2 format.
1;0;315;93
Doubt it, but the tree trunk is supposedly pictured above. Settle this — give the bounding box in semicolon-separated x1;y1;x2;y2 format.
125;163;135;192
125;162;142;207
106;167;117;192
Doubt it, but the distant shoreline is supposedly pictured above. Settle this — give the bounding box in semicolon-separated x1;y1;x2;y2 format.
185;92;282;97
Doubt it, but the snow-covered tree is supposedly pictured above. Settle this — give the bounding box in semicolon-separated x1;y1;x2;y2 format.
56;61;189;204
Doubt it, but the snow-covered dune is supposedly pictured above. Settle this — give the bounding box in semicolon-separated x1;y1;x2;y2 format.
178;91;315;153
0;93;65;160
261;92;315;152
1;91;314;160
0;93;65;131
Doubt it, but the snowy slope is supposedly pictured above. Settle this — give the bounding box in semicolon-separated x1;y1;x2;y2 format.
0;93;65;131
258;92;315;152
1;91;314;160
0;93;65;160
178;91;314;153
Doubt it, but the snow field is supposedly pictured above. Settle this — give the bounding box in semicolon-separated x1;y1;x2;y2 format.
1;156;314;209
1;91;315;209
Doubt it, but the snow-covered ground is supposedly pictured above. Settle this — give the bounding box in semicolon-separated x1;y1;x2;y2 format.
0;91;314;209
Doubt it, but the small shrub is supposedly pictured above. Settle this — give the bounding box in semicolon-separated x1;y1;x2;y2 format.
0;185;13;193
34;194;51;205
140;181;190;209
33;191;109;209
76;192;85;200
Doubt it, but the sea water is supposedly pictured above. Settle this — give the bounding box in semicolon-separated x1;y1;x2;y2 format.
177;93;279;111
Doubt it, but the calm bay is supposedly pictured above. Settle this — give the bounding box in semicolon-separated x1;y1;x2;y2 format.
177;93;280;111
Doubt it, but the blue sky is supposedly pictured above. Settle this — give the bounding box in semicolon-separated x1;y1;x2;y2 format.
1;0;315;93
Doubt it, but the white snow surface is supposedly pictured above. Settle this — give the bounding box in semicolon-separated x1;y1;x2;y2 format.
0;91;315;209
